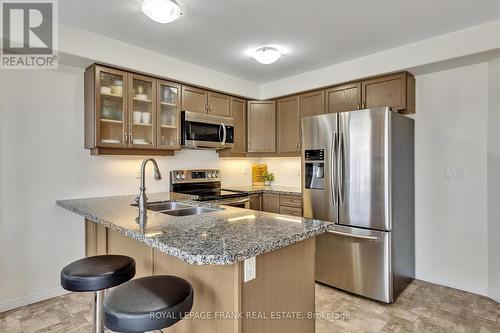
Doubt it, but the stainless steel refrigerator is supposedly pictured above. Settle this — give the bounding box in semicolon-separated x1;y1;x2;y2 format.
302;107;414;303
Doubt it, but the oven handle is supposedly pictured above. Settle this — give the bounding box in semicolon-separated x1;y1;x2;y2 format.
224;197;250;205
221;123;227;146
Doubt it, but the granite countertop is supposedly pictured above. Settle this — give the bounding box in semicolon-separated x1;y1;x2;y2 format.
56;192;332;266
222;185;302;196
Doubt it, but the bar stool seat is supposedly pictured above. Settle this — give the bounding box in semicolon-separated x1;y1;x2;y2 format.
61;255;136;292
103;275;194;333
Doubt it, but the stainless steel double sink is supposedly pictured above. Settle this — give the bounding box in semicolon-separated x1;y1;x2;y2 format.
132;201;222;216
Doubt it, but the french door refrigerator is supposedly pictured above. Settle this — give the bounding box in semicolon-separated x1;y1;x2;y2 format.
302;107;415;303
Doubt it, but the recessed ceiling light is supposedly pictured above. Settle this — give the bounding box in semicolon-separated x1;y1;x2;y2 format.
142;0;183;24
252;46;282;65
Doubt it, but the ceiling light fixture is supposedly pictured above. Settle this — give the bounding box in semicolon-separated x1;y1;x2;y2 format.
142;0;183;24
252;46;282;64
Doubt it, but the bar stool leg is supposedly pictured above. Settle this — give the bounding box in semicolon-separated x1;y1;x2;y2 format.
93;290;105;333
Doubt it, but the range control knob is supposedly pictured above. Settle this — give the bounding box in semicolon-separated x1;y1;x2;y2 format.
175;174;181;180
181;174;185;180
207;174;212;178
215;173;219;178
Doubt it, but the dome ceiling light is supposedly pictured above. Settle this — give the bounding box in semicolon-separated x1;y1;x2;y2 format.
252;46;282;65
142;0;183;24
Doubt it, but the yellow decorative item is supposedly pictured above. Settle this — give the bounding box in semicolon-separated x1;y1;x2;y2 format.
252;164;268;185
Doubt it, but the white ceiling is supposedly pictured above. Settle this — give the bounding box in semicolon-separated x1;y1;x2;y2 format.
59;0;500;83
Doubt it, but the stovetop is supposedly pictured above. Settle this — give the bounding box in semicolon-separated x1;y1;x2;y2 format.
192;189;250;201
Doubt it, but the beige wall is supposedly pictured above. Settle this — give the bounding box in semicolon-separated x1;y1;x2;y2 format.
413;63;489;295
487;57;500;302
0;65;222;311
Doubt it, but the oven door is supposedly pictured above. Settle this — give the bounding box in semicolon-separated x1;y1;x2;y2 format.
181;111;234;149
221;197;250;209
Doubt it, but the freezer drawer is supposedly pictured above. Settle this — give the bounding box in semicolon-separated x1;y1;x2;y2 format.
315;225;392;303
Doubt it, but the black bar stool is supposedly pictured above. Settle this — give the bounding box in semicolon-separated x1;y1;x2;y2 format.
103;275;194;333
60;255;136;333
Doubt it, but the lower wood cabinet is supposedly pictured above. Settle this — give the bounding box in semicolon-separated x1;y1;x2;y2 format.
249;193;262;211
277;96;300;153
247;101;276;153
262;193;280;213
107;229;153;278
279;194;302;217
279;205;302;217
260;193;303;217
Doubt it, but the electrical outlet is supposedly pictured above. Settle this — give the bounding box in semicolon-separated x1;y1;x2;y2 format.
135;168;141;179
445;168;465;181
244;257;256;282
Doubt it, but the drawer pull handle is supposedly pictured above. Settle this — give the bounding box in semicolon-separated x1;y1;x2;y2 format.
327;230;378;241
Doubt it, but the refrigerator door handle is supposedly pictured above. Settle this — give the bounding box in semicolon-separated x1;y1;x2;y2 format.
331;132;338;207
338;132;345;206
327;230;378;241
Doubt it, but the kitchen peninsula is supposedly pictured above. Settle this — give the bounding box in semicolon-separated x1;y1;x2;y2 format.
57;192;333;333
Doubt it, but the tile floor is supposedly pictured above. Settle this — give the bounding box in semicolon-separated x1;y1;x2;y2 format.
1;280;499;332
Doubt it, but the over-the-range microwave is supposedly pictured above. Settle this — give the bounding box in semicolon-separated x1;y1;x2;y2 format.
181;111;234;150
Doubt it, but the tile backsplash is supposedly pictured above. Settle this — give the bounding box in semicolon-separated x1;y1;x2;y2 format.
220;157;301;188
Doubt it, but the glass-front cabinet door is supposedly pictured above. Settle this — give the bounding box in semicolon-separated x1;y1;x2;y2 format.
157;80;181;149
129;74;156;148
96;67;128;147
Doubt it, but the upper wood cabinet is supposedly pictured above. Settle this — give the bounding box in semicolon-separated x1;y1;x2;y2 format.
157;80;181;149
299;90;325;118
326;82;362;114
129;73;156;149
247;101;276;153
277;96;300;153
181;85;207;113
181;85;231;116
208;92;231;117
85;65;175;155
86;66;161;151
362;72;415;113
86;66;129;149
230;97;246;154
325;72;415;114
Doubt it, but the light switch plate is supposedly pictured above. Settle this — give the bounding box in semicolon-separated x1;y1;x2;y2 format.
445;168;465;181
244;257;256;282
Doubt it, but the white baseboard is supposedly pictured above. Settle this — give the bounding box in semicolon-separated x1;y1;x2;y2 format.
0;287;69;313
415;274;488;297
488;291;500;303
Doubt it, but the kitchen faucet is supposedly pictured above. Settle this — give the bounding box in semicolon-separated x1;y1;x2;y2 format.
136;158;162;216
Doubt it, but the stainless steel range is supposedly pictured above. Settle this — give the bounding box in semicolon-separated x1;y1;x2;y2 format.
170;169;250;208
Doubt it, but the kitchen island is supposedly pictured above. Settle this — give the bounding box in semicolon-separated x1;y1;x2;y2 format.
57;192;333;333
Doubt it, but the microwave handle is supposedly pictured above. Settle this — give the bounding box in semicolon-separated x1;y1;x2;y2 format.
221;123;227;146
